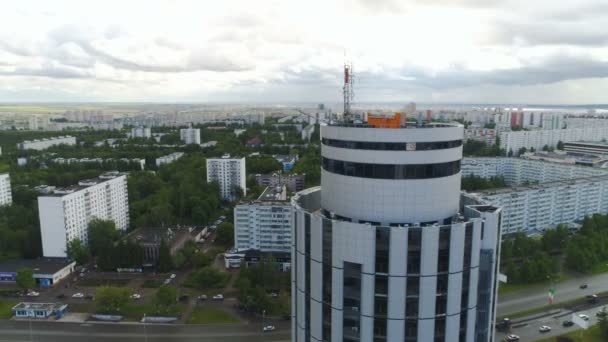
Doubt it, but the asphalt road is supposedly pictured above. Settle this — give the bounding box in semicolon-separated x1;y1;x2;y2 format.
495;305;606;342
0;320;290;342
497;271;608;316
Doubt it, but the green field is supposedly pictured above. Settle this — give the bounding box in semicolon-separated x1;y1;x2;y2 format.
535;325;601;341
186;306;240;324
0;300;17;319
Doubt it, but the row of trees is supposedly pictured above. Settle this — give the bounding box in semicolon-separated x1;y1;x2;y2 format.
463;140;504;157
461;175;507;191
565;215;608;273
501;231;561;284
237;260;290;315
95;285;178;315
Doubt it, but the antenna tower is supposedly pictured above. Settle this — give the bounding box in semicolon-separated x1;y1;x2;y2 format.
343;63;354;121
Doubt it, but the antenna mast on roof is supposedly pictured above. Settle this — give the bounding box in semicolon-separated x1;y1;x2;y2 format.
343;63;354;121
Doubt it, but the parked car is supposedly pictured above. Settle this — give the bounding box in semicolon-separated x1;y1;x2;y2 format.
578;313;590;321
587;294;598;304
270;292;279;298
72;292;84;298
197;295;207;301
597;308;608;318
263;325;276;332
212;294;224;301
178;295;190;302
170;274;176;279
506;335;520;342
580;283;588;289
56;294;66;300
562;320;574;327
539;325;551;333
130;294;141;300
26;291;40;297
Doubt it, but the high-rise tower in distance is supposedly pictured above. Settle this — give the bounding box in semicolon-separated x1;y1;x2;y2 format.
291;67;502;342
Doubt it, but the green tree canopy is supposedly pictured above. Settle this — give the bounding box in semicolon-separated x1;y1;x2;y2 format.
154;285;177;315
157;239;173;273
66;238;91;265
16;268;35;292
215;222;234;248
95;286;130;314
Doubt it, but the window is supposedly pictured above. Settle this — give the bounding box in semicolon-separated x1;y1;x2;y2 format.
322;158;461;180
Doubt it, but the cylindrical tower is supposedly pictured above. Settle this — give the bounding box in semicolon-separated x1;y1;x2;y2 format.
291;121;502;342
321;124;463;224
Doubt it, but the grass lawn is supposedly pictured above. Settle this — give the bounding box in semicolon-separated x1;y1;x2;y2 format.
0;300;17;319
534;325;601;341
186;306;240;324
141;279;163;288
79;278;130;287
499;274;570;296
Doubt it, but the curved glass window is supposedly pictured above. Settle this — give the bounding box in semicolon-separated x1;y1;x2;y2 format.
322;138;462;151
322;157;461;179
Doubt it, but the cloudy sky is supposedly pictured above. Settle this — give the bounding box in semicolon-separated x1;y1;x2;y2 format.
0;0;607;104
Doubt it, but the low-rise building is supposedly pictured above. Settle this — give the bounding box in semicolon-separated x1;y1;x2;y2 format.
255;173;306;192
156;152;184;166
12;303;68;319
234;186;292;253
464;127;497;145
17;136;76;151
0;173;11;206
0;258;76;287
564;141;608;156
128;227;198;265
273;154;298;172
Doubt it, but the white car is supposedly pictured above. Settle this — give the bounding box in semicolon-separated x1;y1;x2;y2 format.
26;291;40;297
130;294;141;300
72;292;84;298
263;325;276;332
212;294;224;300
539;325;551;333
170;274;176;279
579;313;590;321
506;335;520;342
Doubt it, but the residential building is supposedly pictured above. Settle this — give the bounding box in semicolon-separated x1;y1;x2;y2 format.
499;126;608;155
521;152;576;165
274;154;298;172
301;124;315;141
255;173;306;192
0;258;75;287
130;126;151;138
156;152;184;166
541;113;563;130
234;186;292;253
180;126;201;145
128;227;197;265
464;128;497;145
38;172;129;258
292;120;502;341
206;154;246;201
17;136;76;151
564;141;608;156
0;173;11;206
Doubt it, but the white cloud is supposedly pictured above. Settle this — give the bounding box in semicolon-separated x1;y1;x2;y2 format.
0;0;606;103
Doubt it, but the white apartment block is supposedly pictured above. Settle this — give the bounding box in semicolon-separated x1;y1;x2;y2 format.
468;176;608;235
462;157;608;234
462;157;607;185
233;186;292;252
17;136;76;151
564;117;608;129
180;127;201;145
206;154;246;201
38;172;129;258
130;127;151;138
464;127;497;145
0;174;12;206
155;152;184;167
500;126;608;155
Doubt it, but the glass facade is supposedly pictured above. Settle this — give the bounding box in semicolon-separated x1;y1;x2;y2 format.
305;214;311;342
322;138;462;151
322;157;461;180
435;227;451;341
343;262;362;342
405;228;422;341
459;223;474;342
322;218;333;341
374;227;390;341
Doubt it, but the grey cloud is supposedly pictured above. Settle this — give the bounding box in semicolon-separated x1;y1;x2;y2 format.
0;65;91;79
492;20;608;46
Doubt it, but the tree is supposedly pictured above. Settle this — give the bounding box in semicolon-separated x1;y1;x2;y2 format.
16;268;35;293
157;239;173;273
215;222;234;247
66;238;91;265
542;144;550;151
154;285;177;314
186;267;228;289
88;219;117;257
95;286;130;313
518;147;528;156
556;140;564;150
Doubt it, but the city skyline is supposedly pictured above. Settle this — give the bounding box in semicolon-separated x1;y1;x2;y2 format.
0;0;607;104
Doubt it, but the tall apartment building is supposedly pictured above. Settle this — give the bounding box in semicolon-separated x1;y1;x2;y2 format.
0;173;12;206
180;126;201;145
38;172;129;258
234;186;292;253
206;154;246;201
500;126;608;155
292;118;502;341
130;126;151;138
17;136;76;151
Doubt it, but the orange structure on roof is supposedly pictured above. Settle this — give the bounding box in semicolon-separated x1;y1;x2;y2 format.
367;112;405;128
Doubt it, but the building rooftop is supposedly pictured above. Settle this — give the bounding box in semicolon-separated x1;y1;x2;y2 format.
258;185;288;202
565;141;608;147
42;171;125;196
12;302;67;311
128;227;194;245
476;174;608;196
0;258;75;275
